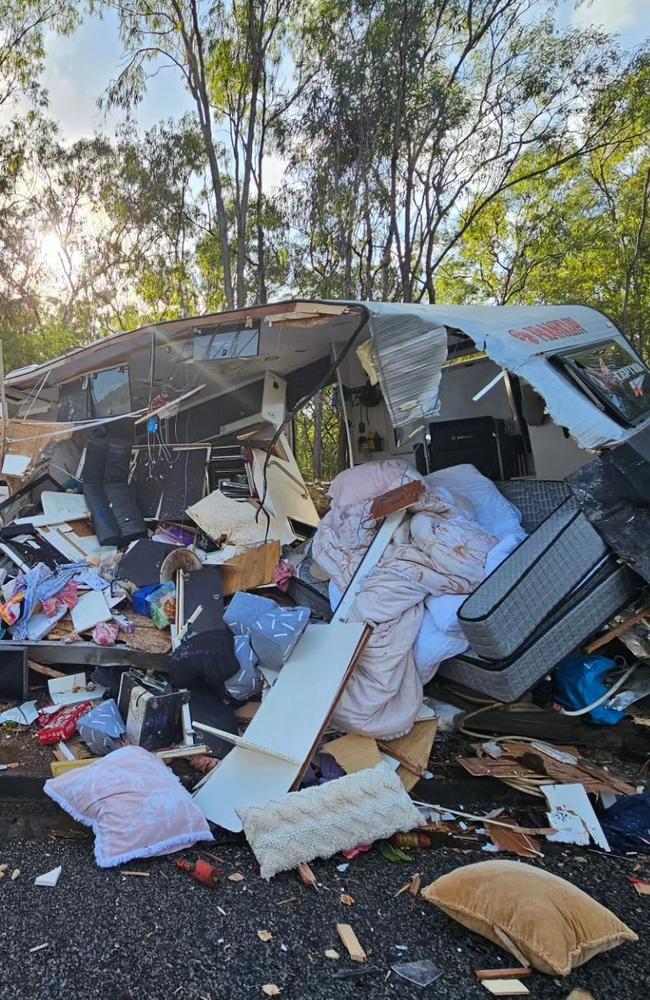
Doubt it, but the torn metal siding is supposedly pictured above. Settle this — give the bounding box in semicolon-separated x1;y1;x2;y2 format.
365;310;447;429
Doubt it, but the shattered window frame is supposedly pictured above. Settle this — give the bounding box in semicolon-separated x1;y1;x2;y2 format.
551;339;650;427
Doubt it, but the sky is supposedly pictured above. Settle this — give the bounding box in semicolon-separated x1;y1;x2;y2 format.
36;2;650;145
39;10;193;140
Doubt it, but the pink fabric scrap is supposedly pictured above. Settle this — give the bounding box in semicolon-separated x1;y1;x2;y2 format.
60;580;79;608
272;560;295;592
92;621;119;646
42;597;60;618
342;843;373;860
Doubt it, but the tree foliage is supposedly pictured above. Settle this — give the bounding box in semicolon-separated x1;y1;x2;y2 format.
439;53;650;355
0;0;78;108
0;0;648;387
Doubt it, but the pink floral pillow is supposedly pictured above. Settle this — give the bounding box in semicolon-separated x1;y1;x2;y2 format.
44;746;213;868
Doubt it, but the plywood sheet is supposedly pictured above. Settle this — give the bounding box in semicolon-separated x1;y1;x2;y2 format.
123;626;172;655
383;718;438;792
485;816;541;858
458;757;540;780
221;540;281;596
504;742;636;795
187;490;293;547
324;734;381;773
193;621;367;831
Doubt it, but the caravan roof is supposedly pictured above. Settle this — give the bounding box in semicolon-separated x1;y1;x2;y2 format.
6;300;647;452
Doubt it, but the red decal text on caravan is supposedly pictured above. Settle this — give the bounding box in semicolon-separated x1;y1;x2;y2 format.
508;317;587;344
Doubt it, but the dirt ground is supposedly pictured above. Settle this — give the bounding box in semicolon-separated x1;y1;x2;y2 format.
0;817;647;1000
1;725;648;1000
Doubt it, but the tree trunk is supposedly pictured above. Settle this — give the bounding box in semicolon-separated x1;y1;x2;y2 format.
313;391;323;480
179;0;235;308
236;0;264;307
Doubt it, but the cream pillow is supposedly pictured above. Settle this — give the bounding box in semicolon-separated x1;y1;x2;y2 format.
421;860;637;976
237;763;422;879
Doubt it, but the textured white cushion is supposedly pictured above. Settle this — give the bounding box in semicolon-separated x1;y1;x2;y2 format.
237;763;422;878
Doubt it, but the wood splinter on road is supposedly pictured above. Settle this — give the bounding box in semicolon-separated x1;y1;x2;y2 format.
297;862;318;889
336;923;367;963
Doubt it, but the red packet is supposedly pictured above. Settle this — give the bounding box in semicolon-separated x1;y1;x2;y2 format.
37;701;94;745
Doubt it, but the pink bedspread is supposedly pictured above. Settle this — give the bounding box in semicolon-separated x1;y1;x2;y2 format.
312;465;496;739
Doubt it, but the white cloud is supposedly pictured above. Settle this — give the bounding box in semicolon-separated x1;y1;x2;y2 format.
572;0;639;33
263;153;289;193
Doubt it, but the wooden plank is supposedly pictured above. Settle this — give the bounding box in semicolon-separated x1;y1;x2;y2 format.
380;718;437;791
220;540;281;596
290;625;371;792
458;757;540;780
585;605;650;654
297;862;318;889
481;979;529;996
334;509;405;623
503;743;636;796
485;817;542;859
336;924;367;963
493;927;530;969
192;622;368;832
27;660;65;679
50;758;98;777
193;723;302;765
369;480;424;520
475;970;532;981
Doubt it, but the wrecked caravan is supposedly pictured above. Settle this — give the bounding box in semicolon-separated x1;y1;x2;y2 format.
4;299;650;467
0;301;649;884
0;300;647;705
3;298;648;512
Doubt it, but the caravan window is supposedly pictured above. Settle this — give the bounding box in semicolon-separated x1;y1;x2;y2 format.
89;367;131;417
193;324;260;361
552;340;650;426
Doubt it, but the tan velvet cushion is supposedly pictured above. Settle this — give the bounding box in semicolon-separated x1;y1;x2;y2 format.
421;860;637;976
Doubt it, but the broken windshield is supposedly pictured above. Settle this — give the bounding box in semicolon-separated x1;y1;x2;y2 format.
552;340;650;426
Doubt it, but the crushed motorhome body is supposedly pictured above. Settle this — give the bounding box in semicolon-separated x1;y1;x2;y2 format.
0;300;647;994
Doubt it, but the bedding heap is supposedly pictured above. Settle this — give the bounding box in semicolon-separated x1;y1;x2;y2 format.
311;460;525;739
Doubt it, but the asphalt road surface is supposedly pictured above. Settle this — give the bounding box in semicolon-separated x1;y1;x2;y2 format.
0;816;646;1000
